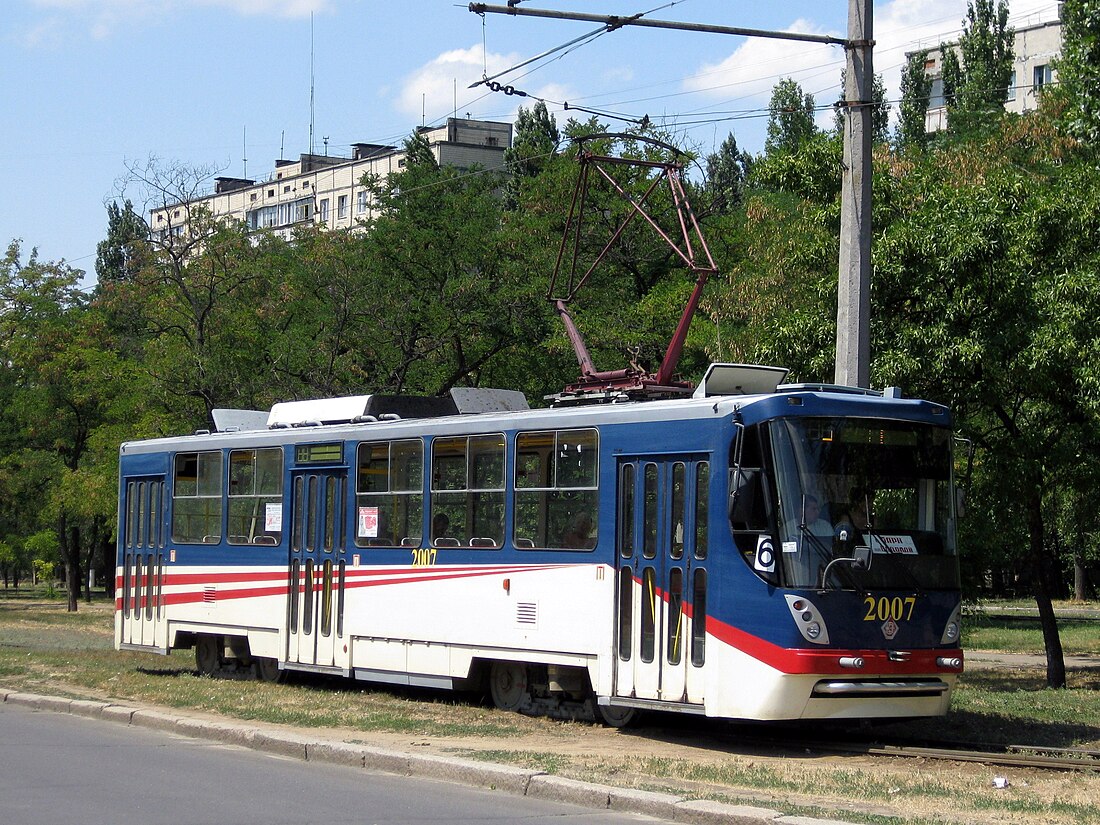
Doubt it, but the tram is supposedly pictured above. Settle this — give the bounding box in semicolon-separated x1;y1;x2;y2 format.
115;363;963;725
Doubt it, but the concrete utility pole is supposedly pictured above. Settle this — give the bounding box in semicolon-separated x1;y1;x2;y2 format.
834;0;873;388
470;2;873;388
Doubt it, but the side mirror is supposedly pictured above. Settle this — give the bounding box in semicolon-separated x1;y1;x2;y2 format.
852;544;872;570
729;469;759;525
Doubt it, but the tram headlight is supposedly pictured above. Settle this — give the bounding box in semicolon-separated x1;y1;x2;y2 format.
940;603;962;645
784;594;830;644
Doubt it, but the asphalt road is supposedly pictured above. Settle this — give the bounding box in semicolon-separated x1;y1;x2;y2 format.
0;703;662;825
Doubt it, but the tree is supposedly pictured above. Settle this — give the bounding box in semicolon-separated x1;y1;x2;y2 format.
869;115;1100;688
940;0;1015;135
765;79;818;156
897;50;933;150
835;70;891;146
0;241;115;610
1056;0;1100;143
703;132;752;212
402;129;438;169
503;100;560;208
95;199;149;286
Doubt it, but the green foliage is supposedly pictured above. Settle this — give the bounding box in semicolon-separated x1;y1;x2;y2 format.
834;70;891;146
764;78;818;156
941;1;1015;136
402;130;438;169
897;50;933;151
750;130;843;205
95;200;149;286
703;132;752;212
1056;0;1100;143
503;101;560;208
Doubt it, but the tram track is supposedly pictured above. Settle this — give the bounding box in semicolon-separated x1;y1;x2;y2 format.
810;738;1100;772
716;725;1100;772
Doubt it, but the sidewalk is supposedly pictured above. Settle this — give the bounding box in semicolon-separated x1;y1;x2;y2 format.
1;688;860;825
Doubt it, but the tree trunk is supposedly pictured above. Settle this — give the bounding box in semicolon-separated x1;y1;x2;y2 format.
1074;550;1093;601
84;518;101;603
59;515;81;613
1026;487;1065;688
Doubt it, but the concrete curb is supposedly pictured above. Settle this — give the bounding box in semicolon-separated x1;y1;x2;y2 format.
2;690;863;825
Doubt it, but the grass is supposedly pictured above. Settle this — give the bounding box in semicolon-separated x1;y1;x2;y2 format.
1;591;1099;825
963;613;1100;656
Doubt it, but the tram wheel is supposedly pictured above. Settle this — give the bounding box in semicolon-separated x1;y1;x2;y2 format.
489;661;528;712
596;702;636;728
254;657;285;683
195;634;221;676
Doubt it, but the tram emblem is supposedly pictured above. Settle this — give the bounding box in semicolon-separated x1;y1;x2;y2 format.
881;618;899;640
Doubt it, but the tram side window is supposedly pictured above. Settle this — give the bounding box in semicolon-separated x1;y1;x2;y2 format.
228;448;283;545
431;434;505;548
514;429;598;550
172;451;223;544
355;439;423;547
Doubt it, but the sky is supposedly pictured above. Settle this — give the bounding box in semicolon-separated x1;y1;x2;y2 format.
0;0;1061;285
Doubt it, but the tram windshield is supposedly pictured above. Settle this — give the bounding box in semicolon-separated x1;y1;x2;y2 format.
768;417;959;591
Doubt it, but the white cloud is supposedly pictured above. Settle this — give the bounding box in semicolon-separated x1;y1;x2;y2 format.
397;43;526;122
681;18;845;106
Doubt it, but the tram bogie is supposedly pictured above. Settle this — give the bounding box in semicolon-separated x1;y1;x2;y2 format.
115;366;964;724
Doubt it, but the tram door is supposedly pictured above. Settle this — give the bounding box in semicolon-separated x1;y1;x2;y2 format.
120;478;167;648
287;471;347;668
614;456;709;705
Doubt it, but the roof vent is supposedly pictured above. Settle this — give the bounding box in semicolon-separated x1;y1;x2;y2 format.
693;363;790;398
268;396;374;428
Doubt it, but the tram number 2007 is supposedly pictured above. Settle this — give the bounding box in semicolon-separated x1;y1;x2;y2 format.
410;548;437;567
863;595;916;622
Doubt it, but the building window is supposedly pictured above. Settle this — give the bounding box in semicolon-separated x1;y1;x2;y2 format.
929;77;945;109
1006;70;1017;102
172;451;223;544
303;180;310;188
337;195;348;219
357;191;369;214
1033;64;1052;94
228;448;283;545
319;198;329;224
250;193;257;202
268;189;275;197
283;185;291;194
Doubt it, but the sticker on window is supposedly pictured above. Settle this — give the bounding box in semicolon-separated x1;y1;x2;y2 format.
265;503;282;531
358;506;379;538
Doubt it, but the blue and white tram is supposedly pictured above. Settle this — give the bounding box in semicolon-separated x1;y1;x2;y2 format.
115;364;963;724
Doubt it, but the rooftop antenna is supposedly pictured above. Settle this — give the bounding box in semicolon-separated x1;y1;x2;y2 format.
309;11;315;155
323;136;329;156
422;93;426;127
242;125;247;179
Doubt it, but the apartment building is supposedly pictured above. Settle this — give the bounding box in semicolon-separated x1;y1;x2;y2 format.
150;118;512;242
911;12;1062;132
